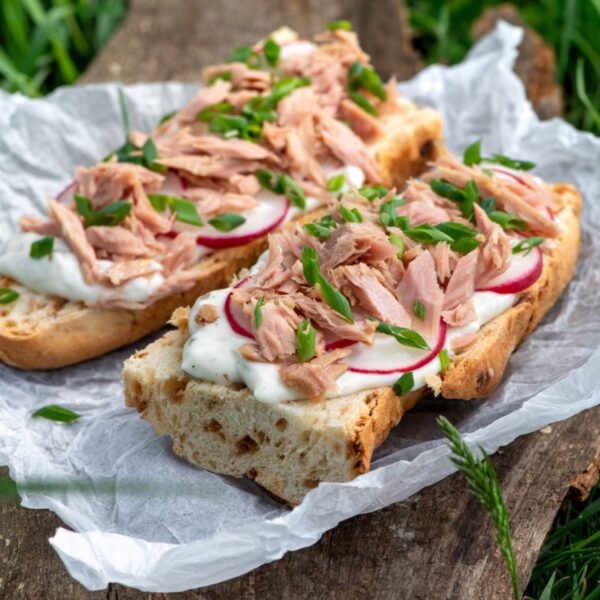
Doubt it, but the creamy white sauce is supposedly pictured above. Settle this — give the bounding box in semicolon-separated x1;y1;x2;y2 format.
182;279;516;403
0;233;165;304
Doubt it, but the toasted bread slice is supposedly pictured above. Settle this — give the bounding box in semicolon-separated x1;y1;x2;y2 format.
122;183;581;505
0;105;442;370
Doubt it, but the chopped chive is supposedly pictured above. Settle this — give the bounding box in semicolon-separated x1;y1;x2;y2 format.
326;173;346;192
376;322;429;350
33;404;80;423
148;194;204;226
339;204;363;223
512;237;545;255
263;38;280;67
389;232;404;259
208;212;246;232
0;288;19;304
296;318;317;362
254;295;266;329
30;236;54;259
463;139;482;166
348;91;377;116
303;215;337;240
393;372;414;396
489;211;528;231
439;348;450;371
158;110;177;125
328;19;352;31
413;301;426;321
75;194;131;227
360;185;389;201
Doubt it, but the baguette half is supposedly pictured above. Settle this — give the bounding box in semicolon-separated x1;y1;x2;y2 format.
0;105;441;370
122;183;581;505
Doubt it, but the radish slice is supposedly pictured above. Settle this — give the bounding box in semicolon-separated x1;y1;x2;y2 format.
224;279;253;339
325;338;357;352
345;322;447;375
56;181;76;205
478;247;543;294
172;190;290;249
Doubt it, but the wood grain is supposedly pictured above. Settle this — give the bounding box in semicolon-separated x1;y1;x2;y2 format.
1;1;592;598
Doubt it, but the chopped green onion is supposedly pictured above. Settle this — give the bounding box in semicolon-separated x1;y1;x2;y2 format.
339;204;363;223
158;110;177;125
263;38;280;67
227;46;260;67
301;245;353;321
462;139;535;171
296;318;317;362
269;77;311;105
393;372;414;396
348;61;387;101
403;224;453;244
0;288;19;304
257;169;305;209
360;185;389;201
480;196;497;214
489;211;528;231
208;212;246;232
208;70;232;85
75;194;132;227
439;348;450;371
348;91;377;116
328;19;352;31
429;178;478;220
413;301;426;321
30;236;54;259
33;404;80;423
463;139;482;166
379;197;408;229
389;233;404;259
148;194;204;226
376;322;429;350
254;295;266;329
326;173;346;192
196;101;234;121
303;215;337;240
512;237;545;255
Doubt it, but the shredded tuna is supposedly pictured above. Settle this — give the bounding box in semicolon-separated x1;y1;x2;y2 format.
162;232;197;275
20;215;60;237
251;297;301;362
396;250;444;338
191;136;280;163
443;250;479;312
183;188;258;218
177;79;232;124
86;226;149;257
429;241;458;283
278;348;351;400
156;155;264;179
195;303;219;325
442;301;477;328
104;259;159;286
473;204;512;287
339;98;383;139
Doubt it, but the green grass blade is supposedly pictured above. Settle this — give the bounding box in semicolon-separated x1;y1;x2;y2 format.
0;48;40;96
575;59;600;131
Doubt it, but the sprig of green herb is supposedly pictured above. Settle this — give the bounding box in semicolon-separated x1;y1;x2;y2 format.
303;215;338;240
257;169;306;210
148;194;204;226
75;195;132;228
208;212;246;232
30;236;54;259
376;321;430;350
437;416;521;600
296;318;317;362
301;246;353;321
512;237;545;255
254;296;266;329
393;372;414;395
33;404;80;423
463;139;535;171
0;288;19;304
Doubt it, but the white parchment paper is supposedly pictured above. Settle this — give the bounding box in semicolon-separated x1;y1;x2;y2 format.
0;23;599;592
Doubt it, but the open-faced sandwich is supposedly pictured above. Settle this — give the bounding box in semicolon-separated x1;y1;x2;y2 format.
123;143;581;505
0;25;442;370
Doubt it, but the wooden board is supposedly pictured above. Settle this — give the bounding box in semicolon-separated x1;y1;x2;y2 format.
1;1;594;598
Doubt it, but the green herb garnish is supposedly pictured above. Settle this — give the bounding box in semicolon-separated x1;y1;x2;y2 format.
430;178;478;220
413;301;426;321
376;322;429;350
75;194;132;228
326;173;346;192
147;194;204;226
158;110;177;125
512;237;545;255
463;139;535;171
196;101;234;122
296;318;317;362
263;38;280;67
359;185;389;201
33;404;80;423
439;348;449;371
207;71;232;85
254;295;266;329
403;224;453;244
437;416;521;600
303;215;338;240
328;19;352;31
227;46;261;68
29;236;54;259
257;169;306;210
393;372;414;396
348;61;387;100
379;198;407;228
208;212;246;232
301;246;353;321
389;232;404;259
489;211;528;231
0;288;19;304
348;91;377;116
339;204;363;223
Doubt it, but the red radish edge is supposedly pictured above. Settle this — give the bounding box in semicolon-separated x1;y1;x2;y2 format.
56;181;76;204
224;279;254;339
348;321;447;375
325;338;357;352
478;247;543;294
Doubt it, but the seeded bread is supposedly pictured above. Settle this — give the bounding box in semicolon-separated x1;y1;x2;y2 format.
122;183;581;505
0;104;442;370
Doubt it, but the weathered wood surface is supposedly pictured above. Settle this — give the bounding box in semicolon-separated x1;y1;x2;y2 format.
0;1;589;598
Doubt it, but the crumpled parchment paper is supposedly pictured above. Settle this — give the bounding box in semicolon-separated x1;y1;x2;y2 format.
0;22;599;593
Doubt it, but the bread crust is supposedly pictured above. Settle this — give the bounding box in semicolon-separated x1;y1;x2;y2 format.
0;104;442;370
122;182;582;504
